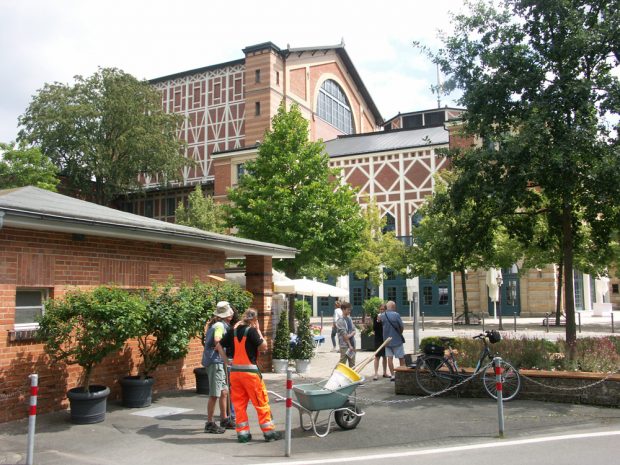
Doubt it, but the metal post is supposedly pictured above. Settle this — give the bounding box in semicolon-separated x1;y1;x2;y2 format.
482;313;485;332
27;374;38;465
451;314;454;332
612;313;615;334
513;312;517;332
413;293;420;353
421;312;425;331
493;357;505;438
285;369;293;457
320;310;323;331
578;312;581;333
545;315;549;333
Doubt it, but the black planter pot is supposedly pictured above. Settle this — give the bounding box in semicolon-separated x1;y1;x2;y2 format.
119;376;154;408
361;333;375;351
67;385;110;424
194;367;209;394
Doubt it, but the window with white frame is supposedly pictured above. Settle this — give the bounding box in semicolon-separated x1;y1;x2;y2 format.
317;79;354;134
15;289;48;328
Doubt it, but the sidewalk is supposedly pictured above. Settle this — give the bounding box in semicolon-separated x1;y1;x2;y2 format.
2;338;619;465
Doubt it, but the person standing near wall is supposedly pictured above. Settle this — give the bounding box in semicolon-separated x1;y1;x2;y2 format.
381;300;405;381
331;300;342;351
336;302;356;367
221;308;281;443
202;301;236;434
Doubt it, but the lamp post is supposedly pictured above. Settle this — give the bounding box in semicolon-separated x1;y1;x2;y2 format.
496;272;504;330
406;273;420;353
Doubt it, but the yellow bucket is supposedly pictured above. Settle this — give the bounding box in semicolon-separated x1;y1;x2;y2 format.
324;363;362;390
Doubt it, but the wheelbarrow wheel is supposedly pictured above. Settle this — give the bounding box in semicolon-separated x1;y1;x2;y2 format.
334;402;362;430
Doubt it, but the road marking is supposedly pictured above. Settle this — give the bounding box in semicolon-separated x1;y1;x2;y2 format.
257;430;620;465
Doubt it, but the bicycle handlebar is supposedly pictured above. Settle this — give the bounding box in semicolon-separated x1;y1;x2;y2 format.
472;330;493;340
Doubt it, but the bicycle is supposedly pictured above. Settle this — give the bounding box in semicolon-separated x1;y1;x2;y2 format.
415;330;521;401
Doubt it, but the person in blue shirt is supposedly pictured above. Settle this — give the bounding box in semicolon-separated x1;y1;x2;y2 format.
380;300;405;381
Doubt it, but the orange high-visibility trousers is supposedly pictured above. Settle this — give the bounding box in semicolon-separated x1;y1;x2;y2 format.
230;371;275;435
230;327;275;437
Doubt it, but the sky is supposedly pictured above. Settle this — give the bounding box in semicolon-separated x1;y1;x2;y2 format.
0;0;465;143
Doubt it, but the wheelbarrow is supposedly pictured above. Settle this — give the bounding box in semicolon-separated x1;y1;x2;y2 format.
269;379;365;438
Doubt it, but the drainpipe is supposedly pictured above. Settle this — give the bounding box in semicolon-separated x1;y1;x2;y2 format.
0;211;4;230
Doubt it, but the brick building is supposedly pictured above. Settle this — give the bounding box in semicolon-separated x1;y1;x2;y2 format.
0;186;295;422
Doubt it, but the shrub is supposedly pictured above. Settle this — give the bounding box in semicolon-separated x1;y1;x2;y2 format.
292;300;314;360
272;310;290;360
38;286;144;391
557;337;620;372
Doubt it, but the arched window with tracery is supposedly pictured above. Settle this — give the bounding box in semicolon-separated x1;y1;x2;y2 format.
317;79;355;134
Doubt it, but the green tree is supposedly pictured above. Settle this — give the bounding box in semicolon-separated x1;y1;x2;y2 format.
176;185;227;233
0;142;59;191
18;67;189;205
226;102;365;278
431;0;620;348
349;199;406;319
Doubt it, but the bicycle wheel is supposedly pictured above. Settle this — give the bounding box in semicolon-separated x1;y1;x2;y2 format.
415;355;455;396
482;360;521;401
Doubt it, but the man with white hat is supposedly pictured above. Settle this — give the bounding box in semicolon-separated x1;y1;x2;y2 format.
202;301;235;434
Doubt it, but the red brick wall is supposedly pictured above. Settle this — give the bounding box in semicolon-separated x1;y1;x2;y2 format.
0;226;226;422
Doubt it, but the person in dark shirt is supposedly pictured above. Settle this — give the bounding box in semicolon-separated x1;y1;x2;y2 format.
221;308;281;443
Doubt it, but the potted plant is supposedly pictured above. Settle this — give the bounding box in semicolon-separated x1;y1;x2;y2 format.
188;280;253;392
38;286;143;423
272;310;290;373
291;300;314;373
361;297;384;351
120;281;201;407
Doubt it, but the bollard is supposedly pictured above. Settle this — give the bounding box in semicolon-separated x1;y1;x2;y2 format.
482;314;485;332
285;369;293;457
513;312;517;332
451;314;454;332
421;312;425;331
578;312;581;333
612;313;615;334
493;357;505;438
320;311;323;332
27;373;38;465
545;315;549;333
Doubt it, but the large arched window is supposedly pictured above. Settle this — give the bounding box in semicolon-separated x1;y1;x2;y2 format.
317;79;355;134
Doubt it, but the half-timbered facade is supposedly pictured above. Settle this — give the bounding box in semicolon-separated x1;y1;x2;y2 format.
119;41;382;218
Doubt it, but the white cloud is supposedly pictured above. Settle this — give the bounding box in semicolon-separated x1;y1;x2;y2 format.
0;0;464;141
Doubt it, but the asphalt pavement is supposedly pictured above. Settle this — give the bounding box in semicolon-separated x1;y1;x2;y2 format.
1;314;619;465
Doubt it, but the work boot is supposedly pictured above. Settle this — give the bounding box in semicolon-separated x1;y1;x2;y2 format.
204;421;226;434
237;433;252;443
263;430;282;442
220;417;236;429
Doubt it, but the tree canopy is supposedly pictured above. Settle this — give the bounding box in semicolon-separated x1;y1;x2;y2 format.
432;0;620;345
0;142;59;191
349;199;406;304
18;67;189;205
226;103;365;278
176;185;227;234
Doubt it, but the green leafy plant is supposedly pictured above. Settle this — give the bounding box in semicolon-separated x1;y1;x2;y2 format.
272;310;290;360
360;297;384;336
38;286;144;391
292;300;314;360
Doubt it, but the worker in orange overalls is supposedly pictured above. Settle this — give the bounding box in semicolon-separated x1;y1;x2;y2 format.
220;308;281;443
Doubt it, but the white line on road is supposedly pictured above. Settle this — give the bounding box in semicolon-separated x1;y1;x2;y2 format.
256;430;620;465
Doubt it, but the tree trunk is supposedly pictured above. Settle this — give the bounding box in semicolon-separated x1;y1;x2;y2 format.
288;294;296;332
459;266;470;325
561;205;577;356
555;259;563;326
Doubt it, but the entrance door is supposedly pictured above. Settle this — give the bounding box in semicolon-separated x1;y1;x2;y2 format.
349;273;379;317
383;268;410;316
419;277;452;316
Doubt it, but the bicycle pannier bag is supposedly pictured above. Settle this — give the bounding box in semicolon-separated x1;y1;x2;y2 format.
423;343;445;356
487;330;501;344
